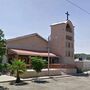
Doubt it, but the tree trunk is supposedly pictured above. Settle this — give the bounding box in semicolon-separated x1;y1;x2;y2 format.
16;70;21;83
36;72;40;82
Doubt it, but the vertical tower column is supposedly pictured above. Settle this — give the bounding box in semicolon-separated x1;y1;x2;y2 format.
50;20;74;64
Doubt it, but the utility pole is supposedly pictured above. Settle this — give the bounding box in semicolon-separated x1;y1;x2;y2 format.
48;36;50;76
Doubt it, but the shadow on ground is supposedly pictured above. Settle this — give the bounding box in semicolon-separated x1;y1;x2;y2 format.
32;78;49;84
9;80;28;86
0;86;9;90
72;73;89;77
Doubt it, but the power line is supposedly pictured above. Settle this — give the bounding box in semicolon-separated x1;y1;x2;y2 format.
65;0;90;15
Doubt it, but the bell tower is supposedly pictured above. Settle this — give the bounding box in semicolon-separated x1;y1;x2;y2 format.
50;20;74;64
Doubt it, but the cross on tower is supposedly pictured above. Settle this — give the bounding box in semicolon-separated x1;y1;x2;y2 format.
65;11;70;20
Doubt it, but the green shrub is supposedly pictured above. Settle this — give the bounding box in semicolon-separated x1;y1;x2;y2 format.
31;57;47;73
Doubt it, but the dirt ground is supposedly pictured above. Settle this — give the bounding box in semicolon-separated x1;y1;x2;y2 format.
0;75;90;90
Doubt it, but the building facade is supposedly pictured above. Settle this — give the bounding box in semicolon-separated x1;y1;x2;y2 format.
6;20;75;68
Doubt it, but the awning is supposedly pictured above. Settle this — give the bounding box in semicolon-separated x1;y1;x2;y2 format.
9;49;57;57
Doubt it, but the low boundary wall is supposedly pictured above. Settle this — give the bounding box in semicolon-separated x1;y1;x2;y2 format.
49;64;76;68
21;68;76;78
75;60;90;71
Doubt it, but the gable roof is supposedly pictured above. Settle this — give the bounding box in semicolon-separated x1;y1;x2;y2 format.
7;33;48;43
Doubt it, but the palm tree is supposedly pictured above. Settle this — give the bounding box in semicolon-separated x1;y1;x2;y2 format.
9;60;26;83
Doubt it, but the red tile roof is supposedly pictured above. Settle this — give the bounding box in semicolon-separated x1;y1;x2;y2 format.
10;49;57;57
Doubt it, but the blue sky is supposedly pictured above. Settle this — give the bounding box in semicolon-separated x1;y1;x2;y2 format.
0;0;90;54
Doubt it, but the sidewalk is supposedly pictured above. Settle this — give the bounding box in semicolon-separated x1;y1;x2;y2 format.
0;74;72;83
0;75;16;83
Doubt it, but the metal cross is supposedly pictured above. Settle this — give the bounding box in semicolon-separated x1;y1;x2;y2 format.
65;11;70;20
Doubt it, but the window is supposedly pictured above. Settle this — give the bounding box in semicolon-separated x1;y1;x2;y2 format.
66;51;68;56
66;51;70;57
66;24;72;33
66;50;73;57
68;42;70;48
66;42;70;48
71;52;74;57
68;51;70;57
51;58;60;64
71;43;73;48
66;35;72;40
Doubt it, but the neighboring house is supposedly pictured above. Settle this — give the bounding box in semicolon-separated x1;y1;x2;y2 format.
6;20;75;68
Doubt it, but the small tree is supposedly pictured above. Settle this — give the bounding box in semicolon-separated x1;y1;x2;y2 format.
0;29;6;63
0;64;8;74
8;60;26;83
31;57;47;75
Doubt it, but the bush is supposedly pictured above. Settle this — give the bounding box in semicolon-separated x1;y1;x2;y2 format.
31;57;47;73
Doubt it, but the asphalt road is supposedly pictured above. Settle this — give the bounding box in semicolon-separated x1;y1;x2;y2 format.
0;75;90;90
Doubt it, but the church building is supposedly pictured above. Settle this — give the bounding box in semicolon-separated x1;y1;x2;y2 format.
6;19;75;68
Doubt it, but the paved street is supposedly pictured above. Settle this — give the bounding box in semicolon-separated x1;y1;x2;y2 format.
0;75;90;90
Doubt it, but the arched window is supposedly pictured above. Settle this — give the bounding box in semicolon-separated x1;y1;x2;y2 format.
66;24;72;33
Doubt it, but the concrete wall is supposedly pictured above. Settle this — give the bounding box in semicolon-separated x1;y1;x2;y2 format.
75;60;90;71
21;69;76;78
50;24;65;57
50;20;74;64
64;23;74;64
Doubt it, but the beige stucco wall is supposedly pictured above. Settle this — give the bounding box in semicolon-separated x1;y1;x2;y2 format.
7;35;48;52
21;69;76;78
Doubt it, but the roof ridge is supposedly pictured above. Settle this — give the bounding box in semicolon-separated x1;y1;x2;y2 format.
7;33;47;42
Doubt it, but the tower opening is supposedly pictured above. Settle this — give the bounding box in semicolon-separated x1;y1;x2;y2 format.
66;24;72;33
